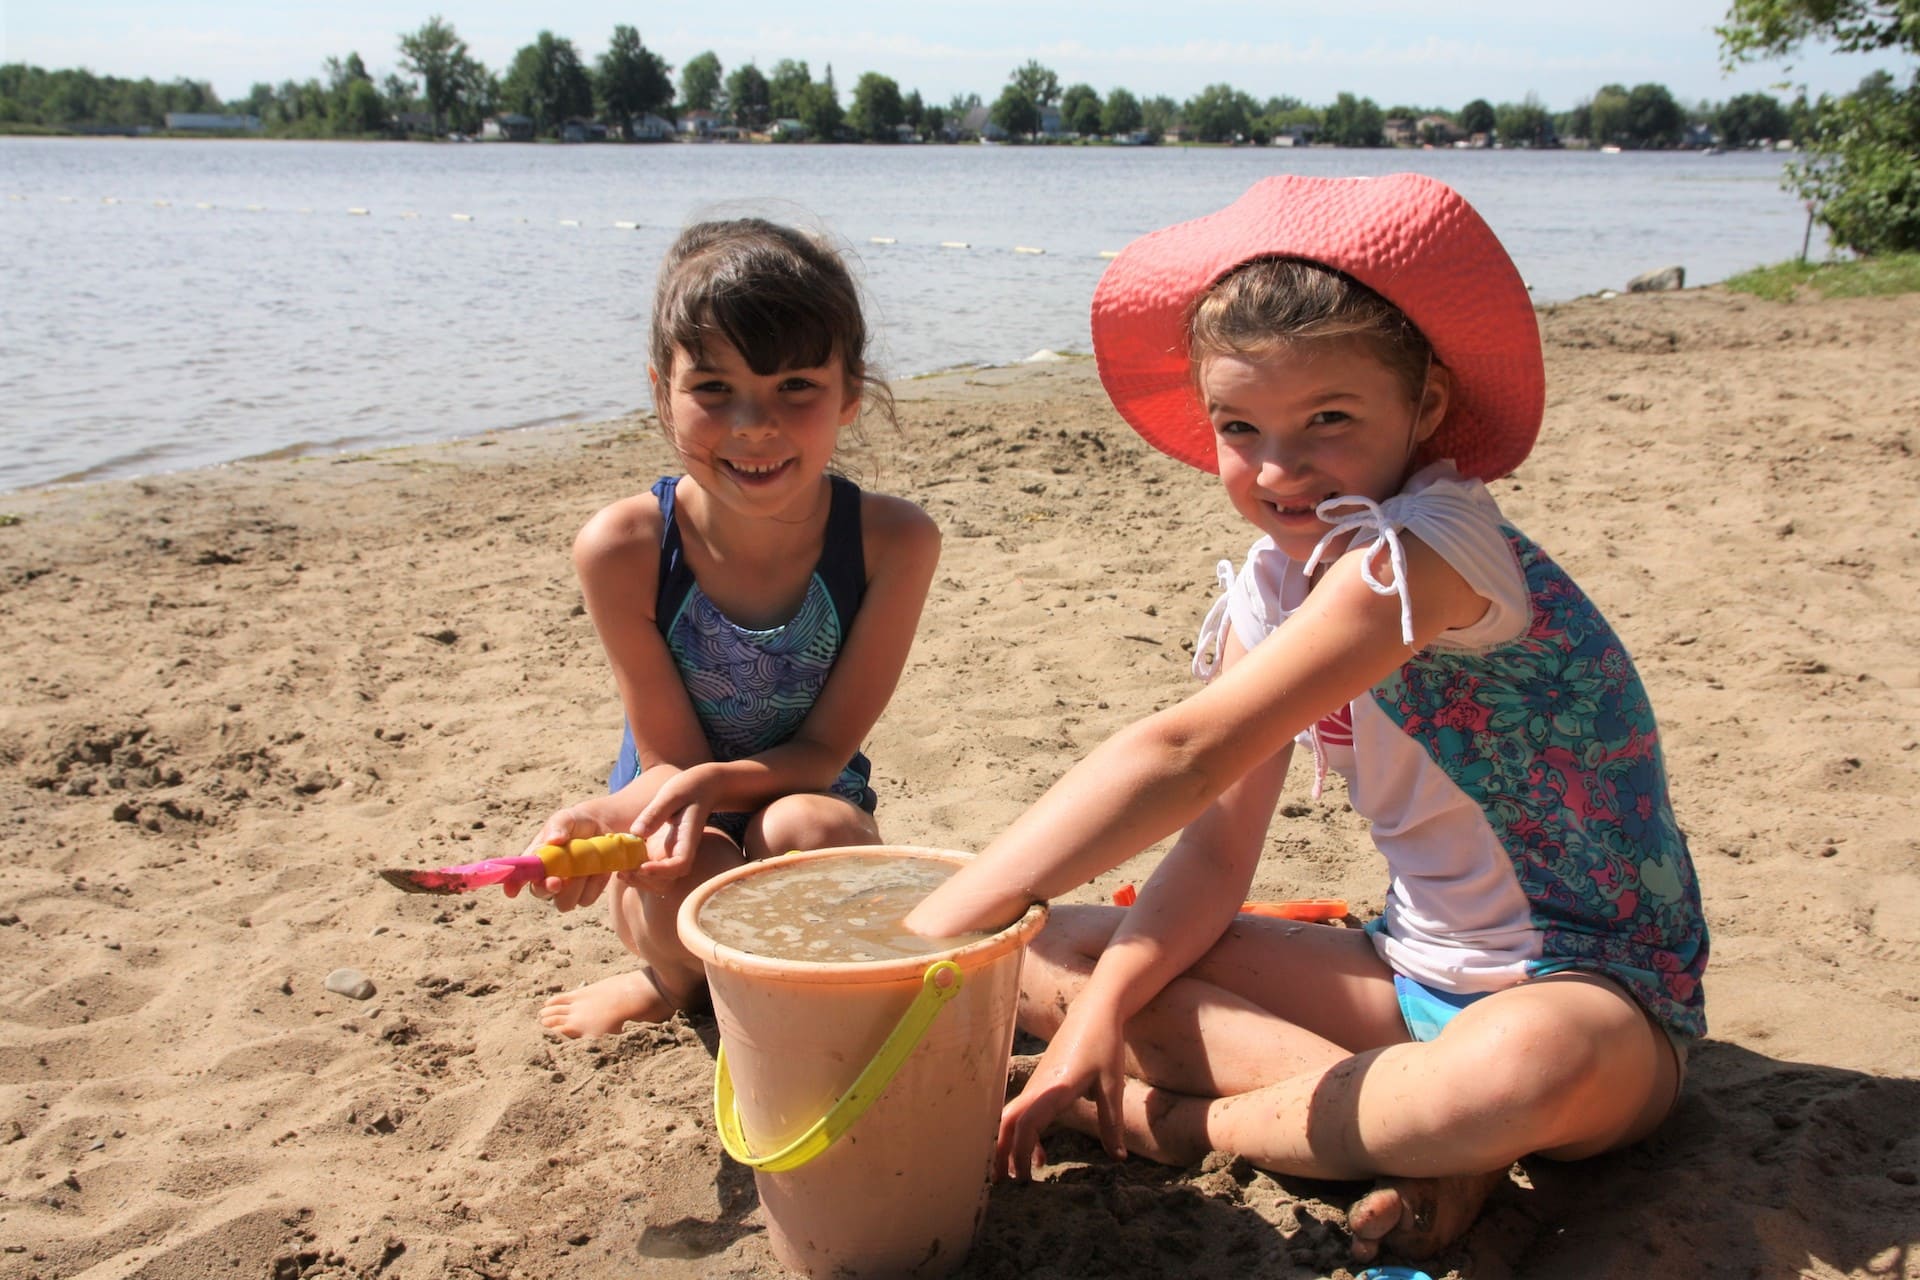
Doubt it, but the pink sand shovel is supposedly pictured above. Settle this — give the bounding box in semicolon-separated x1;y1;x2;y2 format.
379;833;647;895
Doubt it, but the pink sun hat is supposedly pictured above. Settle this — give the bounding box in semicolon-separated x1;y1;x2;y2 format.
1092;173;1545;482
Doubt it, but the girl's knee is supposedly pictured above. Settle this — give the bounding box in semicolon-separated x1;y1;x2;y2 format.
1427;985;1666;1147
1031;903;1124;967
748;793;878;857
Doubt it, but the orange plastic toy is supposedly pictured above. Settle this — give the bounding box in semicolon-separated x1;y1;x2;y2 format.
1111;882;1349;923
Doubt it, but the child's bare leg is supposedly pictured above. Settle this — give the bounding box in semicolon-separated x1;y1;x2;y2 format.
1026;911;1678;1260
743;792;880;860
1019;904;1407;1094
539;829;744;1038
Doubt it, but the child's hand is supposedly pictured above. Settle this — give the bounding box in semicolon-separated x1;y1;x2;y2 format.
623;765;722;888
504;807;614;912
997;1002;1130;1180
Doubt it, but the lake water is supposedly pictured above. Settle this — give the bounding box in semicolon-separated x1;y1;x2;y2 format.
1;137;1822;492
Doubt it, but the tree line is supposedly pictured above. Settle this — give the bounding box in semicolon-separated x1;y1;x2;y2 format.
5;3;1907;255
3;15;1804;150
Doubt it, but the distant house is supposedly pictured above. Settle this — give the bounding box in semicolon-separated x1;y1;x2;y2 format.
961;104;1006;142
481;114;534;141
1037;105;1064;138
680;109;721;138
893;122;921;143
1683;122;1718;149
1383;116;1417;147
163;112;261;133
393;110;438;136
560;117;609;143
1271;123;1319;147
1417;114;1462;146
769;117;810;141
629;113;675;141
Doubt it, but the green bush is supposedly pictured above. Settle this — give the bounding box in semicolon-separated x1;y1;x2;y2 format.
1789;72;1920;255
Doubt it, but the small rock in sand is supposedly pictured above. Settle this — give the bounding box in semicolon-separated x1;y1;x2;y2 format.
325;968;376;1001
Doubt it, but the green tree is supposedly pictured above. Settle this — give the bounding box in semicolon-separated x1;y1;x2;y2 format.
1460;97;1495;135
847;71;904;140
1140;94;1178;141
1589;83;1632;144
501;31;593;135
1720;0;1920;253
1010;60;1061;107
725;63;771;131
1323;92;1385;146
1494;93;1556;147
1184;82;1253;142
769;60;812;121
990;84;1039;138
1717;90;1791;145
800;74;842;140
398;15;484;135
680;50;723;113
1718;0;1920;59
1626;82;1683;146
902;88;924;130
337;78;387;134
1060;82;1102;135
382;72;418;116
598;25;672;137
1102;86;1142;136
923;102;946;138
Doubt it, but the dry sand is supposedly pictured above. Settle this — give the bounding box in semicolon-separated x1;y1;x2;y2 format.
2;286;1917;1279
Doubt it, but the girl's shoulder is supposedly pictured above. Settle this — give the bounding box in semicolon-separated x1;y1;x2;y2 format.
854;487;941;580
856;487;938;538
573;483;670;578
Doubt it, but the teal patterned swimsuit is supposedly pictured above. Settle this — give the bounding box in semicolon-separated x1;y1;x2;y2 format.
1375;527;1708;1037
608;475;876;841
1207;466;1708;1040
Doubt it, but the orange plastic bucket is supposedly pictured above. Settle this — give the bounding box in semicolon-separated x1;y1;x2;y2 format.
678;846;1047;1278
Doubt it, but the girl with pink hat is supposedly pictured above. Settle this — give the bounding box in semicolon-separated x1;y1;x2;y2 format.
909;174;1707;1263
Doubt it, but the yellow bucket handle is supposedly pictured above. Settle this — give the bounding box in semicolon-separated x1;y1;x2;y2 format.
714;959;965;1172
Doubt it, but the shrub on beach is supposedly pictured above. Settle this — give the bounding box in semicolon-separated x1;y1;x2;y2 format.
1719;0;1920;256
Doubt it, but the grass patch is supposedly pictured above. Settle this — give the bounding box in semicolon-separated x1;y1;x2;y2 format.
1725;254;1920;301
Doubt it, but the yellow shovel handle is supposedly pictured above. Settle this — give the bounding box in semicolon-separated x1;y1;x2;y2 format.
714;960;964;1172
536;833;647;879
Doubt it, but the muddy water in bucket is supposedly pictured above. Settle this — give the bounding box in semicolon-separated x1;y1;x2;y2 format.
679;847;1047;1279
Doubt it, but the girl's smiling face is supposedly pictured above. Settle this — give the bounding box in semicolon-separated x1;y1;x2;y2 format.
655;336;859;521
1203;337;1449;563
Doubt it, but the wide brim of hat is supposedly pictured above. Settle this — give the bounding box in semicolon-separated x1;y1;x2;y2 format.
1092;173;1544;482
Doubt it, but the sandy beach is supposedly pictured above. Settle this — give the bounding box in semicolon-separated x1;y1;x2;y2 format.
2;285;1917;1280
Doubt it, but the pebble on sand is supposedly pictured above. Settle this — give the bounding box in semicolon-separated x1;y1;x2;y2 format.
325;968;376;1000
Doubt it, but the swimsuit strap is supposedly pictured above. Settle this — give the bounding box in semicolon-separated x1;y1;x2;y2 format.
652;475;697;625
815;474;867;630
1304;494;1417;648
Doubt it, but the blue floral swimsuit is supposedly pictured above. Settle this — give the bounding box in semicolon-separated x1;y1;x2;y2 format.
1196;463;1708;1040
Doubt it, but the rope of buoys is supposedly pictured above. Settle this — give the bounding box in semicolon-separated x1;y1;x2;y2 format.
18;198;1129;259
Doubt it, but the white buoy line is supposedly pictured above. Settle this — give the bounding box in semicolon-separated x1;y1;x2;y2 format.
6;194;1126;259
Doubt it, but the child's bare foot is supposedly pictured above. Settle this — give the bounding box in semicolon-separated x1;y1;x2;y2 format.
1346;1166;1510;1262
539;968;679;1038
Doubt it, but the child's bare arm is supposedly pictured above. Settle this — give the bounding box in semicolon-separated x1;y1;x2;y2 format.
909;531;1483;936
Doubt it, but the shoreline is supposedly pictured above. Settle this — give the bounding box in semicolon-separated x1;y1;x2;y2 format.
2;286;1917;1278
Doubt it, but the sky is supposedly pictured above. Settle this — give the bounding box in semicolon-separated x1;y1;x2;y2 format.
3;0;1909;112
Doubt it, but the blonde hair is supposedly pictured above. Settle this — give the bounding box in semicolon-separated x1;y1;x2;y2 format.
1188;257;1434;402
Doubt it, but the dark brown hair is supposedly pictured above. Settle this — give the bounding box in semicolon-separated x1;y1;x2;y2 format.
1188;257;1434;401
649;218;895;431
